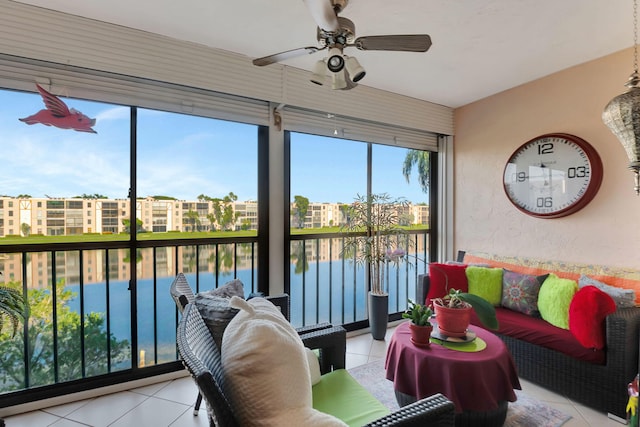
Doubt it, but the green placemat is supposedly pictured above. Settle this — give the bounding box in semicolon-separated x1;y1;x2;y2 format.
431;336;487;352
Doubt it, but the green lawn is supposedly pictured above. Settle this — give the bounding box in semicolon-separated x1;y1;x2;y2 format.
0;230;258;245
0;225;428;245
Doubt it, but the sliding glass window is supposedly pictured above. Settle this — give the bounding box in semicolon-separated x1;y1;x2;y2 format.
289;131;432;329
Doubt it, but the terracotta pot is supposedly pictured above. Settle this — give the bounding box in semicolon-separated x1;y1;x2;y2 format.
409;323;433;346
434;302;472;338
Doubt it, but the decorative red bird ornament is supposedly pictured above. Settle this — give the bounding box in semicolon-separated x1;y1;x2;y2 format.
19;84;97;133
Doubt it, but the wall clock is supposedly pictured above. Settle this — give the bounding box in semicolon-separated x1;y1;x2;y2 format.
502;133;603;218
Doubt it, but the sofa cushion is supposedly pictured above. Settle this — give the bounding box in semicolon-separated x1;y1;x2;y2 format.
579;275;636;308
194;279;246;348
466;266;503;306
470;307;605;364
221;296;347;427
569;286;616;349
538;274;578;329
427;263;468;305
312;369;390;427
501;270;549;316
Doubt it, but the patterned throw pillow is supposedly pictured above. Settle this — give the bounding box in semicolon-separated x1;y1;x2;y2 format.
501;269;549;316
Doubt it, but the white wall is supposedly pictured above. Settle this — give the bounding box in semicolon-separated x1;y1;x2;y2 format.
454;48;640;268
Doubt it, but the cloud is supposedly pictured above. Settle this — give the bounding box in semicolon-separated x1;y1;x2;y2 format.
95;106;130;122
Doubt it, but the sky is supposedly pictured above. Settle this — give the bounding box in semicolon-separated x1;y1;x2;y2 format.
1;87;429;204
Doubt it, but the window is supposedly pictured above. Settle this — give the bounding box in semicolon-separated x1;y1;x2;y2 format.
288;132;433;327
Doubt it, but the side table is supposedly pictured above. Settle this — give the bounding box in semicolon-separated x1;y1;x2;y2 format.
385;321;521;427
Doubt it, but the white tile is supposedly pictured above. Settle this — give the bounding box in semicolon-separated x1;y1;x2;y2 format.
345;333;371;355
64;391;148;427
369;339;388;358
41;399;93;418
129;380;172;397
153;377;201;406
3;410;61;427
169;408;210;427
573;403;628;427
49;418;93;426
367;355;384;364
345;352;369;369
109;397;190;427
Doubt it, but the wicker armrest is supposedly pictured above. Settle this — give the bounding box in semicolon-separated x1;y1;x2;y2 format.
296;322;333;335
266;294;290;320
364;393;455;427
299;326;347;374
606;306;640;373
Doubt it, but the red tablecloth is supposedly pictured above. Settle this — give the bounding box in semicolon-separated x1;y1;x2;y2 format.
385;321;521;413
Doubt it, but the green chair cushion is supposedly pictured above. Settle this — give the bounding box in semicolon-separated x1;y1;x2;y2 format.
312;369;390;427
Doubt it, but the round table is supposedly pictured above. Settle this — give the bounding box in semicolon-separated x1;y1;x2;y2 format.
385;321;521;426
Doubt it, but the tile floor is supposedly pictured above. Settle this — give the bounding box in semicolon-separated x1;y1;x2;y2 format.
3;324;629;426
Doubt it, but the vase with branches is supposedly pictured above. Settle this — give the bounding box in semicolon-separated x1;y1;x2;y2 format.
340;193;411;339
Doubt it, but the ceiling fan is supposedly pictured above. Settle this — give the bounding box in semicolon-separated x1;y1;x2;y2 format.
252;0;432;90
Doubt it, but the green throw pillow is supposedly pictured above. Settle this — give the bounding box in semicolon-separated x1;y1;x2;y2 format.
466;266;503;306
538;274;578;329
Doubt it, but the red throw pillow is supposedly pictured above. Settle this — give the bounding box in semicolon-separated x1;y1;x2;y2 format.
569;285;616;349
426;263;468;305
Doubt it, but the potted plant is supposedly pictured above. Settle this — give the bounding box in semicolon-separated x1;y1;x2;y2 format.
432;288;498;338
340;193;410;340
0;285;27;337
402;299;433;346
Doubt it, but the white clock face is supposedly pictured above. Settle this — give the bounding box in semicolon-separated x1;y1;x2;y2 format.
503;134;602;218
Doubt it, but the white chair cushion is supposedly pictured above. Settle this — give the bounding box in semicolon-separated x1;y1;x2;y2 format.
221;296;346;427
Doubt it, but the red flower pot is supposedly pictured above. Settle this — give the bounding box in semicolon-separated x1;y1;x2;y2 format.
409;323;433;347
434;302;472;338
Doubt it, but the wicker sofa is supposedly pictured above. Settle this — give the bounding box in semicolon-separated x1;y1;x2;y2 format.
417;251;640;421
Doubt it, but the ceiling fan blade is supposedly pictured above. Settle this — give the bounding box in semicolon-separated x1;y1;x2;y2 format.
303;0;340;32
252;46;324;66
352;35;432;52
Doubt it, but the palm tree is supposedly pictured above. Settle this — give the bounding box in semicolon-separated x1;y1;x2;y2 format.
0;286;27;337
403;150;430;194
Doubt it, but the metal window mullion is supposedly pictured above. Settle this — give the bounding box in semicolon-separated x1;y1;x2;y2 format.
152;246;158;366
328;237;333;325
315;238;319;325
51;250;58;383
214;244;219;288
195;245;199;292
105;249;112;373
21;252;30;388
233;243;238;279
340;237;346;325
129;106;138;371
251;242;256;294
78;250;86;378
301;240;306;326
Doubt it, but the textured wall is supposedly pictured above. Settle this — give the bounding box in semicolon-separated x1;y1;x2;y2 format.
454;48;640;268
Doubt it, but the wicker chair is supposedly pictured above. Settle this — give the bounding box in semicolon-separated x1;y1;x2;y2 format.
169;273;341;415
177;302;455;427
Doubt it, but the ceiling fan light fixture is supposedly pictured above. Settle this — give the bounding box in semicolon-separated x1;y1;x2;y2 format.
345;56;366;82
310;59;326;85
327;47;345;72
331;70;348;90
